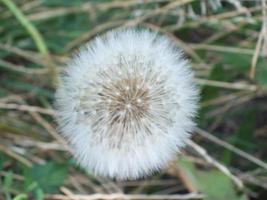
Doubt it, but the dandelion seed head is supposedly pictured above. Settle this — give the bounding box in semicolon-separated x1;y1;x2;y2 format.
55;29;199;179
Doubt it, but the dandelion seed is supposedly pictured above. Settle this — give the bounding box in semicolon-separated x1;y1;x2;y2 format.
55;29;199;180
137;98;142;103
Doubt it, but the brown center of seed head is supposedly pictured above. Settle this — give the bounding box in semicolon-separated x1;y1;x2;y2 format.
98;76;151;126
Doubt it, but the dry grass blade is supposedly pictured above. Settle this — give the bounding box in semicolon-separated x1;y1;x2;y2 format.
186;140;244;189
0;144;32;167
143;23;204;63
195;78;258;91
27;0;174;21
249;28;264;79
0;102;56;116
167;163;198;193
1;0;57;81
0;43;45;66
66;20;125;51
201;91;250;107
45;193;204;200
0;59;47;74
195;128;267;171
262;0;267;56
190;44;256;55
29;112;73;153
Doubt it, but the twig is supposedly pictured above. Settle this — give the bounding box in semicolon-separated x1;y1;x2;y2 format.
238;170;267;189
195;128;267;171
186;140;244;189
60;187;75;200
195;78;258;91
45;193;204;200
0;95;24;103
2;0;41;18
90;176;123;194
29;112;73;154
67;175;94;193
68;174;105;193
27;0;174;21
0;102;56;116
5;133;67;151
0;171;24;181
0;144;32;167
66;20;125;51
166;5;266;31
143;23;204;63
249;28;264;79
249;0;267;78
190;44;256;55
117;179;178;187
201;91;249;108
262;0;267;56
206;93;254;118
167;163;198;192
0;59;47;74
66;0;195;51
0;43;45;66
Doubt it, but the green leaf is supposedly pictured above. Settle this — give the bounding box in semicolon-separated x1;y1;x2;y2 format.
42;0;85;7
201;64;225;102
35;188;45;200
223;109;257;165
13;194;28;200
0;153;8;171
255;58;267;86
218;53;252;72
178;157;248;200
3;171;13;189
0;79;54;98
24;162;68;193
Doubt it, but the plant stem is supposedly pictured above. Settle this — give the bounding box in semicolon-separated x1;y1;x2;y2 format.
1;0;57;84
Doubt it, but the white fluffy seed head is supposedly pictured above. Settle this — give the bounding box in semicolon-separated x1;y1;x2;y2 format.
55;29;199;180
